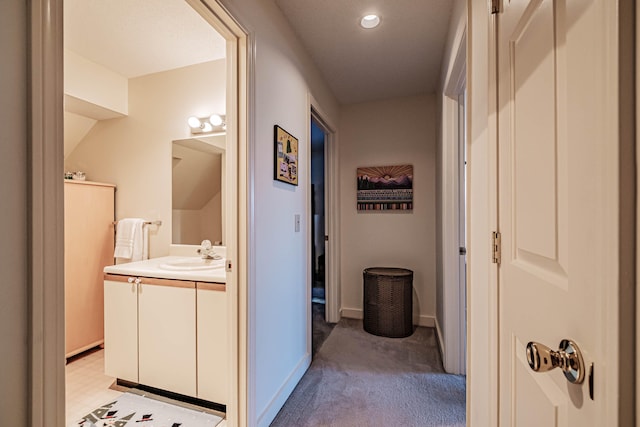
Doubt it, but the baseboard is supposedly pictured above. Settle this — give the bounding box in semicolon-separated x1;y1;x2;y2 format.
417;315;436;327
340;307;363;319
256;352;311;427
341;308;436;328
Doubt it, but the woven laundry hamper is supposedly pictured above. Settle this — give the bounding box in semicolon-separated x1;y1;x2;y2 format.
363;267;413;338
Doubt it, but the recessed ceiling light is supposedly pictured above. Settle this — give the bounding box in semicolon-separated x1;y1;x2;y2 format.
360;14;380;29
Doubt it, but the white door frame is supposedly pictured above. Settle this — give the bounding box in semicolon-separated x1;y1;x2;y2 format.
636;3;640;420
29;0;65;424
440;29;467;375
309;96;340;324
467;0;500;424
28;0;252;425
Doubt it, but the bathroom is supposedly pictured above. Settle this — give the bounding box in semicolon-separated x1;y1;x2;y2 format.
63;0;235;422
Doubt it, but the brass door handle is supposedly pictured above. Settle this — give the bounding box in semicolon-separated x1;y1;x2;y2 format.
526;339;585;384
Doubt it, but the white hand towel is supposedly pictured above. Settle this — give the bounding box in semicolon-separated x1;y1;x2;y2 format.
131;222;149;262
114;218;145;260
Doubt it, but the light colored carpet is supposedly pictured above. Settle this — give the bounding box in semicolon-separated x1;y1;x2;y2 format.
270;318;466;427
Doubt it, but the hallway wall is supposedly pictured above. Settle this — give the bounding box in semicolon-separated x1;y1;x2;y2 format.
339;94;438;325
217;1;340;426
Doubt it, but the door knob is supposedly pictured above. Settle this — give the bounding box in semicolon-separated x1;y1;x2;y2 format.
526;339;585;384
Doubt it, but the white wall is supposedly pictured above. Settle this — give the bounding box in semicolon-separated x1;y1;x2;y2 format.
0;1;29;424
216;1;340;425
339;94;437;326
65;59;226;258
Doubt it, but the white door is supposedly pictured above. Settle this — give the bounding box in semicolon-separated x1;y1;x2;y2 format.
497;0;627;424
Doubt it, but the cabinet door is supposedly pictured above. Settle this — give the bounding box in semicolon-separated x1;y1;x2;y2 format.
65;182;114;357
138;278;196;397
197;284;228;404
104;276;138;382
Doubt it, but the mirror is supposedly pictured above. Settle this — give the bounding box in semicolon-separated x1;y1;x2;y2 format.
171;134;225;245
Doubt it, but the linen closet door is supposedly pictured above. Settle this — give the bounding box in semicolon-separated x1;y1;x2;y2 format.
64;181;115;357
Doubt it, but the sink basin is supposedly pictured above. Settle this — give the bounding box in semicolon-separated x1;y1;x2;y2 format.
159;257;225;271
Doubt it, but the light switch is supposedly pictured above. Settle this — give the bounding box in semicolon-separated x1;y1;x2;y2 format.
295;214;301;232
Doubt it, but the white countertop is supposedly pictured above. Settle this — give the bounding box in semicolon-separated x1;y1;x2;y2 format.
104;256;226;283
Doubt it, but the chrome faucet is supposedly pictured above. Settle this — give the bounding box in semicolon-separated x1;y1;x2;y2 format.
197;239;218;259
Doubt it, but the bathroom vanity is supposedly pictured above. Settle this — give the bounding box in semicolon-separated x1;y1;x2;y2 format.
103;255;228;405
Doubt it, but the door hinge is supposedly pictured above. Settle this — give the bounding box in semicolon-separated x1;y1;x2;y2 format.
492;231;501;264
490;0;502;14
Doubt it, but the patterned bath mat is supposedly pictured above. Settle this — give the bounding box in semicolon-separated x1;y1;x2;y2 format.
73;392;223;427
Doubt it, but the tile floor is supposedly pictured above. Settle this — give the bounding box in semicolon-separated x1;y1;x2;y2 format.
65;348;122;425
65;348;227;427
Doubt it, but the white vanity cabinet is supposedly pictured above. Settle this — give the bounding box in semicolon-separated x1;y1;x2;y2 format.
197;283;228;404
104;271;227;404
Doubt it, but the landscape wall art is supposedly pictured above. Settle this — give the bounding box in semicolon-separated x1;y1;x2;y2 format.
356;164;413;211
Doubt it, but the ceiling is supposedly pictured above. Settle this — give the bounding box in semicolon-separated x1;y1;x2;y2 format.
274;0;454;104
64;0;452;105
64;0;226;78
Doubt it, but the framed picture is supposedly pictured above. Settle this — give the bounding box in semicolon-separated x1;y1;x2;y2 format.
357;165;413;211
274;125;299;185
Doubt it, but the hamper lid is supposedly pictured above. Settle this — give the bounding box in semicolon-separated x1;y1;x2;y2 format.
364;267;413;276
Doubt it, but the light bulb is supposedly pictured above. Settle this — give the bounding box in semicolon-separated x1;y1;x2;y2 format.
202;122;213;133
209;114;223;126
188;116;201;128
360;14;380;29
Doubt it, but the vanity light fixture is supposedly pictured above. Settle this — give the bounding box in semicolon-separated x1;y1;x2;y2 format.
188;114;226;134
360;14;380;29
209;114;224;126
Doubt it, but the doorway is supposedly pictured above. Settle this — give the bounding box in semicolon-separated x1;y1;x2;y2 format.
456;89;467;373
59;0;246;425
441;29;467;375
310;119;333;356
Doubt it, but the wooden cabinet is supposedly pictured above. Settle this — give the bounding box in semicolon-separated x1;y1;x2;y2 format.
197;283;228;404
138;278;196;396
65;180;115;358
104;274;227;403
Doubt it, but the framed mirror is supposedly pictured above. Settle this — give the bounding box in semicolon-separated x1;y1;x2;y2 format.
171;134;225;245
